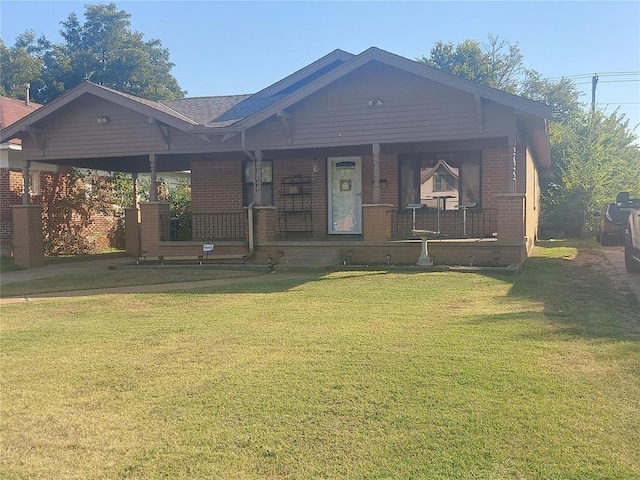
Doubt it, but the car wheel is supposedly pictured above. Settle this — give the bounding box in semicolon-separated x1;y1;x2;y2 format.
624;235;640;273
600;233;610;246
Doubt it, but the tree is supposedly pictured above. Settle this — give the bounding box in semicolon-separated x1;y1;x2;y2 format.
40;169;118;255
0;32;45;99
3;3;185;103
418;35;526;94
543;109;640;236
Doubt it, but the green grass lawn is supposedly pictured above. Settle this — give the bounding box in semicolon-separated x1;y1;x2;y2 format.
1;242;639;479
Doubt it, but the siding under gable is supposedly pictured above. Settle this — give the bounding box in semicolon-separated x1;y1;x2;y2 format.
19;95;212;161
246;61;518;150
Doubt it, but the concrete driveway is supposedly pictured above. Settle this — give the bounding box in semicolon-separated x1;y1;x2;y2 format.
600;245;640;303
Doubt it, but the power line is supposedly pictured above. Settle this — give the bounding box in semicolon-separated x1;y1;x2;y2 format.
547;71;640;80
574;79;640;85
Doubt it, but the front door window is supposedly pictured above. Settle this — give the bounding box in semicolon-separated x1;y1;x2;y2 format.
328;157;362;234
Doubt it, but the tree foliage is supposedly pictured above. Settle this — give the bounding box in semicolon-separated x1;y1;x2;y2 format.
1;3;185;103
418;35;526;94
543;110;640;236
40;169;118;255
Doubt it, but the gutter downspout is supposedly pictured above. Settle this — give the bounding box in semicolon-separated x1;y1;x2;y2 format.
241;129;256;260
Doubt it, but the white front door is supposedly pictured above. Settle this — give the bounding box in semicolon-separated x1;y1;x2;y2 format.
328;156;362;234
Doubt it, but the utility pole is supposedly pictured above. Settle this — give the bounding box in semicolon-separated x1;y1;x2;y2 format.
591;74;598;113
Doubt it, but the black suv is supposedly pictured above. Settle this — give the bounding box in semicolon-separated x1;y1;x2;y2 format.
616;192;640;273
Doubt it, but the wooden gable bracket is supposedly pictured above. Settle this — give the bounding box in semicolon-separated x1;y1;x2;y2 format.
474;94;484;134
277;110;293;145
149;117;170;150
25;126;44;154
222;132;240;143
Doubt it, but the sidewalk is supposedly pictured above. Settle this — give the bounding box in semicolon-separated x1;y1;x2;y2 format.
0;254;135;285
0;273;292;304
1;254;307;305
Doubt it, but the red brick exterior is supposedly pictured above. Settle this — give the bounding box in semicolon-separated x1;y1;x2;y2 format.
11;205;44;268
140;202;169;258
363;204;393;242
125;207;141;257
0;168;23;254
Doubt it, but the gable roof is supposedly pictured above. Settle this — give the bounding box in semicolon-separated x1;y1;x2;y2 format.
0;47;550;166
205;47;550;133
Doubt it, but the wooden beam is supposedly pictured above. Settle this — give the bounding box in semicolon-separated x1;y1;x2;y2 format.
25;125;44;154
474;94;484;133
149;117;170;149
277;110;293;145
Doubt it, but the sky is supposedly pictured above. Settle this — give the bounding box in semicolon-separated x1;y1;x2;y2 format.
1;1;639;133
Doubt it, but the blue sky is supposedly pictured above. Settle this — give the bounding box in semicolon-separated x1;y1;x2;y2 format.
2;1;639;132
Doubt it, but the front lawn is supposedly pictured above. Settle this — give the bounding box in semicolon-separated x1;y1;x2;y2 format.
1;242;638;479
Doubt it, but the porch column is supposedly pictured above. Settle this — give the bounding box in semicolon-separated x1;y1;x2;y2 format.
132;172;139;208
124;207;141;258
372;143;381;203
11;204;44;268
362;204;394;243
253;205;278;243
255;149;263;206
149;154;158;202
22;160;31;205
140;202;170;258
496;193;526;242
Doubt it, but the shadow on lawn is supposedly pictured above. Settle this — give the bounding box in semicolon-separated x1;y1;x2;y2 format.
494;244;640;342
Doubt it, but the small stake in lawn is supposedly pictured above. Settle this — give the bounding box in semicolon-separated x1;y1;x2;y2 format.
202;244;214;264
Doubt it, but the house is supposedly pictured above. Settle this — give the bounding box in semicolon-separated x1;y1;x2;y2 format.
0;47;550;268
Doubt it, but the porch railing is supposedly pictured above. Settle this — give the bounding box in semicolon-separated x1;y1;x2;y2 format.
160;212;247;241
391;208;495;240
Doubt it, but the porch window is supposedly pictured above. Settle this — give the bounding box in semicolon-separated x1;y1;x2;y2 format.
243;160;273;205
399;151;481;210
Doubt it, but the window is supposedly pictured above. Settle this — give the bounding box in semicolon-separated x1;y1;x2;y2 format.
399;151;481;210
243;160;273;205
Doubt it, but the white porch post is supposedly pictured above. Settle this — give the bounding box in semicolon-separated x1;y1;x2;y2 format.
149;154;158;202
22;160;31;205
132;172;139;208
372;143;381;203
255;149;263;206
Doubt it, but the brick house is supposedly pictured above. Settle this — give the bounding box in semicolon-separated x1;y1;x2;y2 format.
1;47;550;268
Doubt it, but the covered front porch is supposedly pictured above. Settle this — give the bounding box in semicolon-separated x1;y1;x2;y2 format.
131;192;526;267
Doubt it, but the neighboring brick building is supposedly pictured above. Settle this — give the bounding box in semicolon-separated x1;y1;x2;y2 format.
1;48;551;267
0;96;46;256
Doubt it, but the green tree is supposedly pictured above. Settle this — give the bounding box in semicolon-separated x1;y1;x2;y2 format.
0;32;45;99
3;3;185;103
418;35;526;94
543;109;640;236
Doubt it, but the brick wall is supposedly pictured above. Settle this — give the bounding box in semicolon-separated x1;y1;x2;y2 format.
191;159;244;213
0;169;24;254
